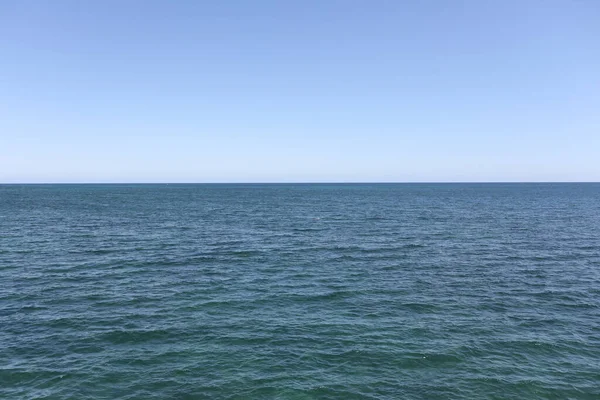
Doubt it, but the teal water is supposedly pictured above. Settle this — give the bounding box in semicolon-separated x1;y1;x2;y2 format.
1;183;599;399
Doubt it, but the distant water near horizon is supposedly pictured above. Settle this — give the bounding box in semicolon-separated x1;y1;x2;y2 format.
2;183;599;399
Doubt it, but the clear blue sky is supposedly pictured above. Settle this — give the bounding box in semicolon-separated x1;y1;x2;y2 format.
1;0;598;182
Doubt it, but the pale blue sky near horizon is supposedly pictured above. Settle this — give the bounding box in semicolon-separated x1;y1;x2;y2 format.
1;0;599;183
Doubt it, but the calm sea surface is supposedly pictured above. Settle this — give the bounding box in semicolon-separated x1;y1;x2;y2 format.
1;183;600;399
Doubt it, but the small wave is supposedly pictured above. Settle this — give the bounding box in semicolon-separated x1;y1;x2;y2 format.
97;328;175;345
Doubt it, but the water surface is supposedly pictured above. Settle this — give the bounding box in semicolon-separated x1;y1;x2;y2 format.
1;183;599;399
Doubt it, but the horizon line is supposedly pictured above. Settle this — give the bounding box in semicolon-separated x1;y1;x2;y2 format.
2;181;599;185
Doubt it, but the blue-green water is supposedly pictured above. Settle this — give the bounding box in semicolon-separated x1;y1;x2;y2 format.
1;183;600;399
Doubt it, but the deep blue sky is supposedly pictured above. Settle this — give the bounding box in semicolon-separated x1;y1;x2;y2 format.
1;0;599;182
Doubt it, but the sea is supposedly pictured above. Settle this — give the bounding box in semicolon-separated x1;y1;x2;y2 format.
1;183;599;399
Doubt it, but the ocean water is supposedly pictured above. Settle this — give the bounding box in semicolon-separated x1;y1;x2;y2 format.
1;183;599;399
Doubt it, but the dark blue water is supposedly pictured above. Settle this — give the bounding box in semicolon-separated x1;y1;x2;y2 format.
2;183;600;399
